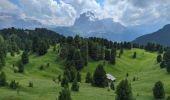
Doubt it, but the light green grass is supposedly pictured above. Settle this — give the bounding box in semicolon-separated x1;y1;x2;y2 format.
0;47;170;100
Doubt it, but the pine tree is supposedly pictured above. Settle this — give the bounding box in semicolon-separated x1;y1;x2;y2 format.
18;63;24;73
61;76;69;87
0;35;6;69
153;81;165;99
166;61;170;73
0;72;6;86
73;49;84;70
80;41;88;66
58;87;72;100
132;52;137;59
116;79;133;100
110;81;115;90
77;71;81;82
157;54;162;63
110;48;116;65
105;49;111;61
92;64;107;87
160;61;166;68
71;76;79;92
21;51;29;64
85;72;92;83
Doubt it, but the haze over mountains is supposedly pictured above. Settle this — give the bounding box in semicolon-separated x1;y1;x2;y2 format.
133;24;170;46
52;11;139;41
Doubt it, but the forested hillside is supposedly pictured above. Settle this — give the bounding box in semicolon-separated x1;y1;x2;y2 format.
0;28;170;100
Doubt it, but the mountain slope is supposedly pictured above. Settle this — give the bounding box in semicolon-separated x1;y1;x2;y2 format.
133;24;170;46
52;11;137;41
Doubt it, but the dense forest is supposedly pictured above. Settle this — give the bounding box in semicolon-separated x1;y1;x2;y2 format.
0;27;170;100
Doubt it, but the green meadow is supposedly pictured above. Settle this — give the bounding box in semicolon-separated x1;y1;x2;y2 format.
0;47;169;100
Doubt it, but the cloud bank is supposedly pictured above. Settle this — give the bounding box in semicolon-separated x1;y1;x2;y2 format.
0;0;170;27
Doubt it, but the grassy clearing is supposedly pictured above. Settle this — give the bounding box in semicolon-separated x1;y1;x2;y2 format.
0;47;169;100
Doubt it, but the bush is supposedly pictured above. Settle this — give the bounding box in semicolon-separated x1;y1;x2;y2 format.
153;81;165;99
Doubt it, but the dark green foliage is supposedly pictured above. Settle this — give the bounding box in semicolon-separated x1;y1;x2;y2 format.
132;52;137;59
167;96;170;100
73;49;84;70
110;48;116;65
105;49;111;61
110;81;115;90
28;82;33;87
0;35;6;69
80;41;88;66
21;51;29;64
166;61;170;73
58;87;72;100
116;79;133;100
77;71;81;82
157;54;162;63
9;80;19;89
37;40;48;56
18;63;24;73
85;72;92;83
61;76;69;88
153;81;165;99
163;50;170;61
71;76;79;92
58;75;62;82
160;61;166;68
92;64;107;87
0;72;7;86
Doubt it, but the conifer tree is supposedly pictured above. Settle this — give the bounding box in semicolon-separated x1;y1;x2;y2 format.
153;81;165;99
116;79;133;100
92;64;107;87
77;71;81;82
0;72;6;86
73;49;84;70
110;48;116;65
58;87;72;100
85;72;92;83
18;63;24;73
157;54;162;63
71;76;79;92
22;51;29;64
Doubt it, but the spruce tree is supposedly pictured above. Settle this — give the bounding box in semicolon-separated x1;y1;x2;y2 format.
92;64;107;87
116;79;132;100
61;76;69;87
77;71;81;82
0;72;6;86
18;63;24;73
71;76;79;92
110;48;116;65
105;49;111;61
85;72;92;83
110;81;115;90
21;51;29;64
153;81;165;99
58;87;72;100
157;54;162;63
132;52;137;59
73;49;84;70
166;61;170;73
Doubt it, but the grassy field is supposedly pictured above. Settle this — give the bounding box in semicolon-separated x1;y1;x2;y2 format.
0;47;170;100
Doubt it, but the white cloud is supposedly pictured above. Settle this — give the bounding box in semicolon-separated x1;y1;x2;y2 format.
0;0;170;27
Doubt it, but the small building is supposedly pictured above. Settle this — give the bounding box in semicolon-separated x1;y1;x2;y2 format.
106;73;116;82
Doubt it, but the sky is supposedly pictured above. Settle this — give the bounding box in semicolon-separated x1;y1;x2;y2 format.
0;0;170;30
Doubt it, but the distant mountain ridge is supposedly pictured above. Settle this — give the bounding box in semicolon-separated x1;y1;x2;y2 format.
52;11;138;41
133;24;170;46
